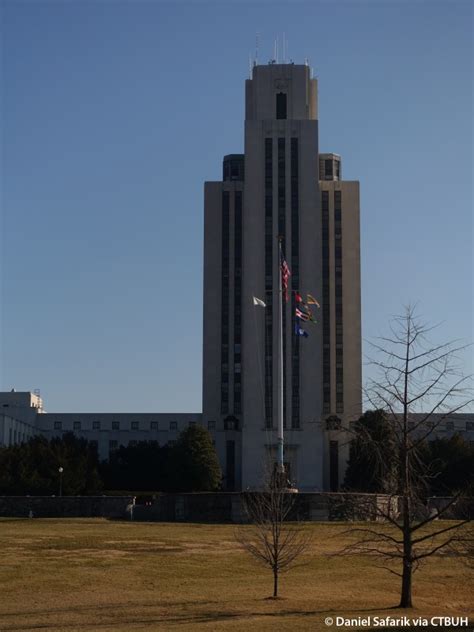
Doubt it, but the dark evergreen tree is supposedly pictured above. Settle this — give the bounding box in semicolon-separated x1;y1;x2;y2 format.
343;409;398;493
169;425;222;492
421;434;474;495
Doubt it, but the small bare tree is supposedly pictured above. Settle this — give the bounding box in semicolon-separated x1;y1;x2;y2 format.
342;306;472;608
235;486;311;598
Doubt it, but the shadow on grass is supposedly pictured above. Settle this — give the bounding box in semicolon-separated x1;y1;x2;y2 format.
0;601;442;631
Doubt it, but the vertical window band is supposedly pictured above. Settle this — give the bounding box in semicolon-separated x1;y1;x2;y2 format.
233;191;242;414
322;190;331;413
221;191;230;414
264;139;273;427
290;138;300;429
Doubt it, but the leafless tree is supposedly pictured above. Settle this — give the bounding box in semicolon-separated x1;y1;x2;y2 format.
235;486;311;598
341;306;473;608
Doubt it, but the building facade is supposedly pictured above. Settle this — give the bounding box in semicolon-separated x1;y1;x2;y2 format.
203;63;361;491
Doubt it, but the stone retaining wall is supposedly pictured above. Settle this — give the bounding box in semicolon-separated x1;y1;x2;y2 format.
131;492;397;523
0;496;134;518
0;493;427;523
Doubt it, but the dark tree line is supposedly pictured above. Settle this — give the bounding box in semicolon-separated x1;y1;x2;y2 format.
0;425;221;495
0;433;102;496
344;409;474;496
102;425;222;492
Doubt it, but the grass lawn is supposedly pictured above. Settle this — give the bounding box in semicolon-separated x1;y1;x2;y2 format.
0;518;471;631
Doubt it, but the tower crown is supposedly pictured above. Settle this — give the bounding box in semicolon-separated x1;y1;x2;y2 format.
245;63;318;122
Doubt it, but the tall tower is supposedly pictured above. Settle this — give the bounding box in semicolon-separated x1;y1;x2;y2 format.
203;63;361;491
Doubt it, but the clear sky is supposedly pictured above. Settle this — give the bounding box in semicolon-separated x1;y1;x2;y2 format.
1;0;472;412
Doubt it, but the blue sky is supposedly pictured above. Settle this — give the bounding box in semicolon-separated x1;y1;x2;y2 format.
1;0;472;412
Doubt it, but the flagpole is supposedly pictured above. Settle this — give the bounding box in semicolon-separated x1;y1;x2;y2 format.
277;237;285;480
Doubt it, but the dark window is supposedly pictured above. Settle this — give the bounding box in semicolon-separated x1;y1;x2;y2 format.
54;421;62;430
170;421;177;431
226;440;236;490
225;417;238;431
131;421;139;431
322;190;331;408
189;421;197;427
109;440;118;451
208;420;216;431
276;92;287;119
445;421;454;431
466;421;474;431
325;159;333;178
73;421;81;431
150;421;158;430
334;190;343;411
329;440;339;491
92;421;100;430
112;421;119;430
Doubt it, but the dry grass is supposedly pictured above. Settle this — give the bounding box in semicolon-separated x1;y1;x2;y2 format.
0;518;471;631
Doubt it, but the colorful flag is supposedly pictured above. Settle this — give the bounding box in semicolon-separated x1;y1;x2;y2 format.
295;322;309;338
307;294;321;308
295;307;310;322
252;296;266;308
295;291;303;303
280;253;291;302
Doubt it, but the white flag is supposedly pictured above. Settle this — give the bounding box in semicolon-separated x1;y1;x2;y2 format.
253;296;266;308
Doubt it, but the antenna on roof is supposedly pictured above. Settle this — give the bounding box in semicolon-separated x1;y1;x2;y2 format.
248;53;252;79
283;32;286;63
255;32;259;65
274;38;277;63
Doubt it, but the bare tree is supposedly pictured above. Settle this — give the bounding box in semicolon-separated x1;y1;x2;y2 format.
235;486;311;598
342;306;472;608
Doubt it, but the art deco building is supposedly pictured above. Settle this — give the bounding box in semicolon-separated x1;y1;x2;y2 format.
203;62;362;491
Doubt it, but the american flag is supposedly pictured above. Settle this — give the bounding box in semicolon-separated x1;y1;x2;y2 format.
280;254;291;302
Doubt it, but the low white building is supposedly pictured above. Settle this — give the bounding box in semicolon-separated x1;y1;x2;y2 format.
0;391;202;461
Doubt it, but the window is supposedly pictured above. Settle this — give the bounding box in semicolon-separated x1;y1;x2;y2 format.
54;421;62;430
189;421;197;427
90;440;98;450
466;421;474;431
73;421;81;431
131;421;139;431
112;421;120;430
150;421;158;430
208;420;216;431
408;421;415;431
170;421;177;431
325;159;333;178
445;421;454;431
276;92;287;119
92;421;100;430
109;440;118;451
224;416;239;431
